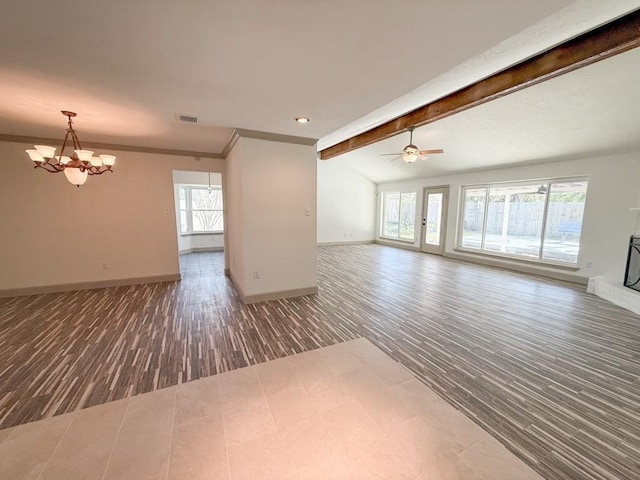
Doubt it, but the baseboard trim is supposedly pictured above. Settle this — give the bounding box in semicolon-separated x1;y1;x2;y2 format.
318;240;374;246
242;286;319;304
179;247;224;254
443;251;588;285
374;239;420;251
0;274;182;298
228;271;318;304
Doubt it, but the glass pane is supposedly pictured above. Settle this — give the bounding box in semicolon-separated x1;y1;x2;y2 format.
191;188;215;210
542;181;588;263
179;187;187;209
425;192;443;245
180;210;188;233
461;187;486;249
382;192;400;237
192;211;215;232
212;211;224;231
213;189;224;209
483;184;545;258
399;192;416;240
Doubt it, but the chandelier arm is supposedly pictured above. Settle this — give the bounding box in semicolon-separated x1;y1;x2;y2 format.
87;167;113;176
35;163;65;173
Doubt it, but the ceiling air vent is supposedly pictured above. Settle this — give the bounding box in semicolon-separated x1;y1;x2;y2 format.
176;114;200;124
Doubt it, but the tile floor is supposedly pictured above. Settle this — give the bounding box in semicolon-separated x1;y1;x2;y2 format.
0;338;542;480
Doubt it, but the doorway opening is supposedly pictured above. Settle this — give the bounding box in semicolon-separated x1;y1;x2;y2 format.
172;170;225;278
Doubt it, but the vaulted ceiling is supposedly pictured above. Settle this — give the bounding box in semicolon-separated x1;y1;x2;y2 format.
1;0;639;182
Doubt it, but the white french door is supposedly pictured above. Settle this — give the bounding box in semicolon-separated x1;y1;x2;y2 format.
421;186;449;255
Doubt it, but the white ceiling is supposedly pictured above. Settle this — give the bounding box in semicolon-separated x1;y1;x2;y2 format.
1;0;639;182
0;0;574;153
337;46;640;183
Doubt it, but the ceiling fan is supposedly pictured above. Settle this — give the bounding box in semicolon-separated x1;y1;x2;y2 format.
381;126;444;163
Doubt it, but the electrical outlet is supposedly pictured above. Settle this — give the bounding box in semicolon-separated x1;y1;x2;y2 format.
253;270;261;279
586;261;593;269
102;262;108;270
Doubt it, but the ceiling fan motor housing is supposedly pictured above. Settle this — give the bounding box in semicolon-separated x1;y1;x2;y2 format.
403;144;419;154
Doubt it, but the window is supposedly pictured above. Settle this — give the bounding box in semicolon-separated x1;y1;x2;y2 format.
178;185;224;234
381;191;416;240
459;179;588;264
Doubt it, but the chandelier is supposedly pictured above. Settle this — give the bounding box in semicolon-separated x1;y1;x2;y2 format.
25;111;116;186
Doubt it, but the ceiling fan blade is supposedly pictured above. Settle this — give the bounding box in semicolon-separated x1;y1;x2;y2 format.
389;155;403;162
380;153;404;156
418;149;444;155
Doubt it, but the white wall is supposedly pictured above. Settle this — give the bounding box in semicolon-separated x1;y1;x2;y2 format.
376;151;640;282
0;140;224;293
225;137;317;299
172;170;224;254
224;141;246;288
317;158;376;244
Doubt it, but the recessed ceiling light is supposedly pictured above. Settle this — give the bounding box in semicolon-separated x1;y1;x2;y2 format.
295;117;310;124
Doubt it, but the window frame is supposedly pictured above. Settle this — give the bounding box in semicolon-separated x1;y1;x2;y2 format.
456;177;588;267
379;190;417;243
178;185;224;235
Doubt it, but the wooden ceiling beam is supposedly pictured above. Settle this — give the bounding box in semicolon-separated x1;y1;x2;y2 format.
319;9;640;160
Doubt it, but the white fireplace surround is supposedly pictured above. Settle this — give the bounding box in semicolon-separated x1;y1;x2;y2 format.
587;275;640;316
587;205;640;315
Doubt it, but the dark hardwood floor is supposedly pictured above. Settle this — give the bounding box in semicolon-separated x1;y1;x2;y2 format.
0;245;639;479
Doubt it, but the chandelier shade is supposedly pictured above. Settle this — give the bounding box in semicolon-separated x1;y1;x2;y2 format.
25;111;116;187
64;167;89;186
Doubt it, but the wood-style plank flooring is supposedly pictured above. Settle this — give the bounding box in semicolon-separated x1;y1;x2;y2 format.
1;245;639;480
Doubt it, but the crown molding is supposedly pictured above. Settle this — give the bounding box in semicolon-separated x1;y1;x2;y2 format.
234;128;317;146
221;129;241;158
2;128;317;160
0;133;225;159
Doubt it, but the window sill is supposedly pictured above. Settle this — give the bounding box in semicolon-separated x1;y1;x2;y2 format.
378;236;416;244
180;231;223;237
453;247;581;271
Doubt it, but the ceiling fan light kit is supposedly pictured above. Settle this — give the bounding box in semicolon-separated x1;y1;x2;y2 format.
25;111;117;187
381;126;444;164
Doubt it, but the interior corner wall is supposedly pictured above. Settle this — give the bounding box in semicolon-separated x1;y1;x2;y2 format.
375;151;640;283
0;140;224;293
224;137;317;300
317;158;376;244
